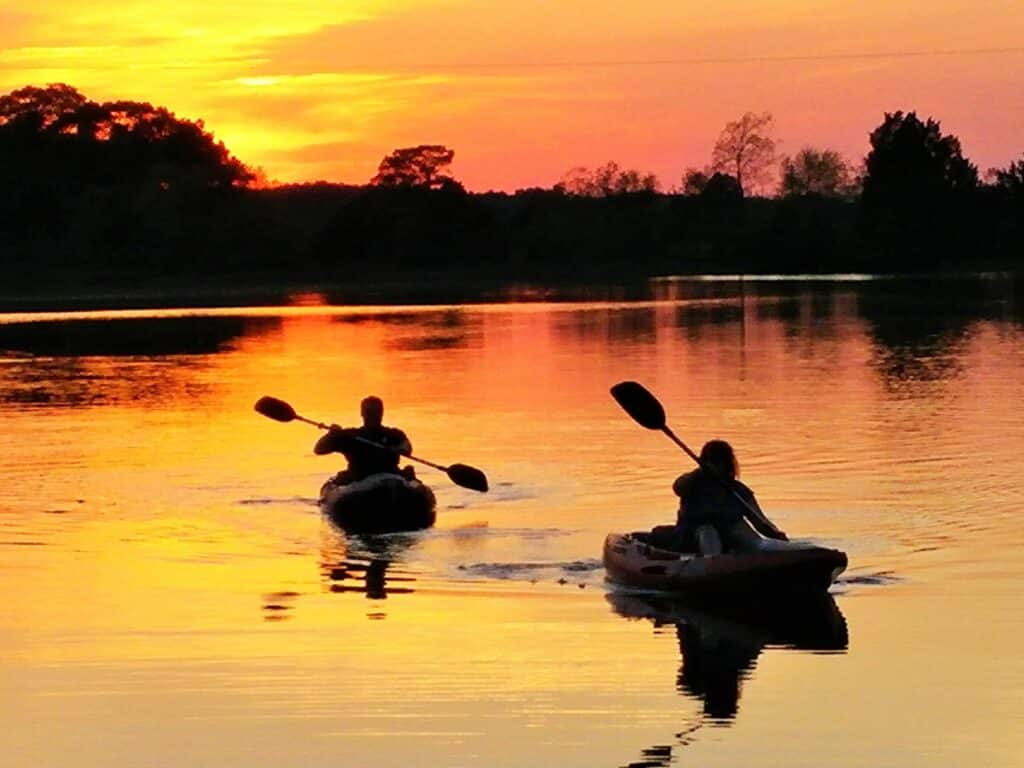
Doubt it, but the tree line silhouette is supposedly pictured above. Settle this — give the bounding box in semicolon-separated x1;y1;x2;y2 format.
1;84;1021;292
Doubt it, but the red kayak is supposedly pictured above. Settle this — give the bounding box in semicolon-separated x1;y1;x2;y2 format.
603;531;847;596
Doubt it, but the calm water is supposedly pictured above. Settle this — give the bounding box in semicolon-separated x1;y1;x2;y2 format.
2;277;1023;767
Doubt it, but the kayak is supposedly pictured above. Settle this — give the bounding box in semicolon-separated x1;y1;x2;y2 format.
603;531;847;596
319;472;437;534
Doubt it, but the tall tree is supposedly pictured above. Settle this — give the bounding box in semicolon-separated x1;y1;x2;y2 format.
863;112;977;200
710;111;777;196
860;111;979;264
370;145;457;189
779;148;853;197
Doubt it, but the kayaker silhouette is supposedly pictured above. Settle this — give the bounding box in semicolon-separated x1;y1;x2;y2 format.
314;396;414;483
670;440;788;555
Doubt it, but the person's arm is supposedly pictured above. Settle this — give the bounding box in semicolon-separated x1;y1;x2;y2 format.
314;425;352;455
672;471;697;528
740;489;788;540
672;470;697;499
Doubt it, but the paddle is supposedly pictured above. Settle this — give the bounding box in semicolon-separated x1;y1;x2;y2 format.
254;396;489;493
609;381;779;533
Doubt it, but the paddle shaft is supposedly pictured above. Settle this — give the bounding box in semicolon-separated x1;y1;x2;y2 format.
298;413;449;473
610;380;783;537
294;414;329;430
662;424;762;520
353;436;448;473
255;395;487;492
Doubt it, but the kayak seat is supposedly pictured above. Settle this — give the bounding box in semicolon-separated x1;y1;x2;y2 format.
639;524;774;557
640;525;701;555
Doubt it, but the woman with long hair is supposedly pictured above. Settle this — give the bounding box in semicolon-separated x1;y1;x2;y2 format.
672;440;788;555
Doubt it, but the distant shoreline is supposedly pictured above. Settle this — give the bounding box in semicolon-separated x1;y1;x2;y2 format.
1;269;1018;314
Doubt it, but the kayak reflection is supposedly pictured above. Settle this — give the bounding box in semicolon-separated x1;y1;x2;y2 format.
320;532;420;601
608;591;848;721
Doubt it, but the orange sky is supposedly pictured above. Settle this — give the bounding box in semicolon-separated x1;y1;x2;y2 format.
1;1;1022;191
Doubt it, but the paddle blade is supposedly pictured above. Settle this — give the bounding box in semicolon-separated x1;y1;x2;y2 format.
254;396;297;423
610;381;666;430
447;463;489;493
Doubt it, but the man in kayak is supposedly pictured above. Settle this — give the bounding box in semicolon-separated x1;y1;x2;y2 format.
672;440;788;555
314;396;413;483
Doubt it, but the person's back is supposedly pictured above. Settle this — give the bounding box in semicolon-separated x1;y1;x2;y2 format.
342;423;410;478
672;440;786;555
674;469;754;531
672;469;752;554
314;396;412;483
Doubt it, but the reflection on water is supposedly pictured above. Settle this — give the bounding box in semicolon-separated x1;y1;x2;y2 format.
0;316;280;408
321;532;420;605
2;275;1024;768
330;309;473;351
252;529;424;623
329;559;414;606
260;590;300;622
609;591;848;767
609;592;848;719
0;315;279;356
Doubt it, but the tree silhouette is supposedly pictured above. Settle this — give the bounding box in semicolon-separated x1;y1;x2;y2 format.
701;172;743;203
370;145;458;189
992;156;1024;196
2;84;1020;286
0;83;254;189
555;161;659;196
0;83;270;280
860;111;978;263
681;168;710;196
780;148;853;198
988;155;1024;259
863;112;977;202
0;84;87;127
710;111;777;197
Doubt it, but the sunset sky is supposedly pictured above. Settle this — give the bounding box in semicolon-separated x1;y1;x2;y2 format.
1;1;1022;191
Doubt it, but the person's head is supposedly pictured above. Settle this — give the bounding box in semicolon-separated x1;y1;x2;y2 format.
360;396;384;427
699;440;738;478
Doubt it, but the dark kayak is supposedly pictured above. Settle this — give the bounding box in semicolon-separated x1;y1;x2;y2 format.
319;473;437;534
603;531;847;596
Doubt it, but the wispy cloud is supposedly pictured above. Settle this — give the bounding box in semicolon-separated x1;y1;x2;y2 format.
1;1;1022;189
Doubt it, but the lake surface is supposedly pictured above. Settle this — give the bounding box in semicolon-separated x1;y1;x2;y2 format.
2;276;1023;767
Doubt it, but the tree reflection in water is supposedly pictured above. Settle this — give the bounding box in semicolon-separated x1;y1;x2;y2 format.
0;315;280;408
608;591;848;766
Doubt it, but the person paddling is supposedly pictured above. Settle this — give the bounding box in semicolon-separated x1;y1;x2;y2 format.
314;396;413;483
672;440;788;555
